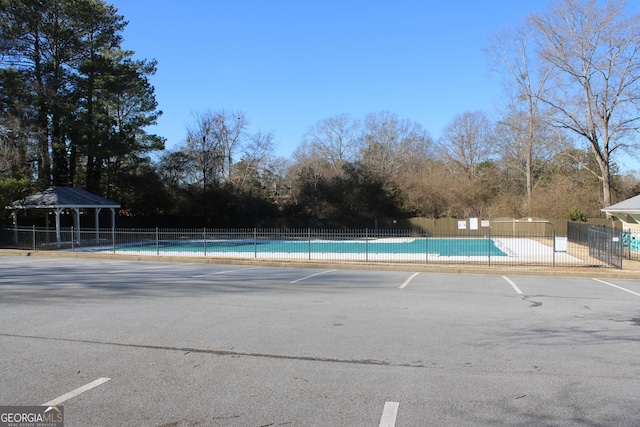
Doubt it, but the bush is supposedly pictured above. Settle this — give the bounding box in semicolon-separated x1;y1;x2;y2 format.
568;206;587;222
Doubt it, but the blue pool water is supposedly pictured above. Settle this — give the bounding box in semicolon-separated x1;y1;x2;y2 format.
119;238;508;257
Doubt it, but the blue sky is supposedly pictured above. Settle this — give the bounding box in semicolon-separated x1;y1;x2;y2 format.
108;0;639;172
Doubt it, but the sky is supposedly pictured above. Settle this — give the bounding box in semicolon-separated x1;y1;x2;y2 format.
108;0;640;172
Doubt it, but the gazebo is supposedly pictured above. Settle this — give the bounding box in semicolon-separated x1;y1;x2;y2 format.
601;194;640;231
6;186;120;247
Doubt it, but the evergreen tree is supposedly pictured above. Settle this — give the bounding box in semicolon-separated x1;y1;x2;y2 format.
0;0;163;195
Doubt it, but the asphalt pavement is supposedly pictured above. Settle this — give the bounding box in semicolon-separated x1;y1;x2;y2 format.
1;255;640;426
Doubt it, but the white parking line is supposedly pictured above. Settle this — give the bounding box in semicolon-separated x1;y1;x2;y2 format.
42;377;111;406
399;273;419;289
379;401;399;427
290;270;336;283
111;266;168;274
193;267;259;277
502;276;523;295
593;278;640;297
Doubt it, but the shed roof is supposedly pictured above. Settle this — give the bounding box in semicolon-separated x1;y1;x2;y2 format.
602;194;640;225
6;186;120;210
602;194;640;213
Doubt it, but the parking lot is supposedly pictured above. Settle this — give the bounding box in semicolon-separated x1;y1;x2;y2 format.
1;255;640;426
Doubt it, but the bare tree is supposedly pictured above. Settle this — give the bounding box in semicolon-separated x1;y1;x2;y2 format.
232;129;275;191
288;140;331;207
359;111;433;184
529;0;640;209
438;110;495;182
260;156;291;204
487;21;557;213
210;110;248;182
494;109;568;213
302;113;359;175
184;111;222;191
184;109;249;187
289;114;360;207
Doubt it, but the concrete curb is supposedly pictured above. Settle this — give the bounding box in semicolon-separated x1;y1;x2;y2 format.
2;249;639;279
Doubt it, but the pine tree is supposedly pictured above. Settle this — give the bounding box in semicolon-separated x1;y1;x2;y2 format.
0;0;163;195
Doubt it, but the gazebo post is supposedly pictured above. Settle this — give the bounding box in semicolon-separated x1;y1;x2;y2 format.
109;208;116;247
44;211;49;245
11;210;18;244
95;207;102;244
110;208;116;247
55;208;62;247
74;208;81;245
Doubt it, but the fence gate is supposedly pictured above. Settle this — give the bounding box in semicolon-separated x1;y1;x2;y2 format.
588;226;623;269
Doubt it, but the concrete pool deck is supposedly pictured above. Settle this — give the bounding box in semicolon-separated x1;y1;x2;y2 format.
64;236;591;265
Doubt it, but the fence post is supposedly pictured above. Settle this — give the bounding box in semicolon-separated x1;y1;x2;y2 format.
553;230;556;268
156;227;159;255
308;228;311;260
619;231;624;269
112;227;115;254
32;225;36;251
71;226;74;252
254;228;257;258
425;231;429;265
365;228;369;262
203;227;207;256
487;227;491;267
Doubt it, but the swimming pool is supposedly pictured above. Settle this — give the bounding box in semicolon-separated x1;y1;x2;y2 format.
112;237;509;257
85;233;587;266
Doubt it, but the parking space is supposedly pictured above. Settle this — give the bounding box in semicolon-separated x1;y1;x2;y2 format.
1;256;640;426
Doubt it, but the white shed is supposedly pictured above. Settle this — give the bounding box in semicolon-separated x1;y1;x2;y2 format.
601;194;640;231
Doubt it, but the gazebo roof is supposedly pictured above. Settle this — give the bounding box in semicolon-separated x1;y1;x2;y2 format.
6;186;120;210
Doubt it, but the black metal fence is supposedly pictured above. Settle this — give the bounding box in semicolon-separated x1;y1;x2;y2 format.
621;231;640;262
588;226;623;269
567;222;624;269
0;225;626;269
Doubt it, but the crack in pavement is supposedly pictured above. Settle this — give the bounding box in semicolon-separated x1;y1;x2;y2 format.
0;332;426;368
